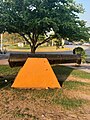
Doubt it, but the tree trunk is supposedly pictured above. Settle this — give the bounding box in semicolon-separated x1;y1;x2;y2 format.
31;46;36;53
61;38;65;48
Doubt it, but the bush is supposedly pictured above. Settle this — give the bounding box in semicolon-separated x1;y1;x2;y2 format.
73;47;86;63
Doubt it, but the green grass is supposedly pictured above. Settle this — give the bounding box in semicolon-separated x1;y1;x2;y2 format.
71;69;90;79
0;65;21;88
52;97;86;109
8;44;30;50
52;65;90;79
0;65;90;86
15;112;37;119
63;81;90;90
0;65;21;76
11;88;87;110
11;88;62;100
0;65;89;110
10;88;87;110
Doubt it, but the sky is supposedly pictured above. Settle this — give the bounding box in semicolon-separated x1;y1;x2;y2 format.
75;0;90;27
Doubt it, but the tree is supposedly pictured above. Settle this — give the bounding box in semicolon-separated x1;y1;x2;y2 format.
0;0;90;53
3;32;24;44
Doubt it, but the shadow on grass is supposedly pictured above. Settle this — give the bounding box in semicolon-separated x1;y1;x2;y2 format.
52;65;74;87
0;64;74;89
0;65;21;89
0;75;15;89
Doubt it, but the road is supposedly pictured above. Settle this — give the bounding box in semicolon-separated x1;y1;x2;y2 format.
65;45;90;56
0;44;90;58
0;45;90;73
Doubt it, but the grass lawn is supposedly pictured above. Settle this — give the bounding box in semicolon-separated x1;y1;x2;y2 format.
8;45;71;52
0;65;90;119
52;65;90;79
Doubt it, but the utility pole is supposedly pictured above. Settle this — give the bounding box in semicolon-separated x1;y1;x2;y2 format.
0;34;3;52
0;0;4;52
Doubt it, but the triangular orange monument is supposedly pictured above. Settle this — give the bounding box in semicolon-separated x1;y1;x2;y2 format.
11;58;60;89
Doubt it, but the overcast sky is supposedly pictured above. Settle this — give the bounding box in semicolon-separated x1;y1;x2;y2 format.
75;0;90;27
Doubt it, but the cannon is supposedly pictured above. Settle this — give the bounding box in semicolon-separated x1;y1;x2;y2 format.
8;53;81;67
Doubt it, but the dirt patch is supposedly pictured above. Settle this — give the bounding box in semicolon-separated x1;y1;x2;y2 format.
62;75;90;100
0;75;90;120
0;88;90;119
67;75;90;83
62;89;90;100
0;59;9;65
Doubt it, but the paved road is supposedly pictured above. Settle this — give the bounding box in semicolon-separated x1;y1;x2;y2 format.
0;53;10;60
0;45;90;73
0;44;90;55
65;45;90;56
0;44;90;59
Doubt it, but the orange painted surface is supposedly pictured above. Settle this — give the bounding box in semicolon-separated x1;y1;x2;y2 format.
11;58;60;89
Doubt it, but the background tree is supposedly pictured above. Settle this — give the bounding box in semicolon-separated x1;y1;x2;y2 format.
0;0;90;53
3;32;24;44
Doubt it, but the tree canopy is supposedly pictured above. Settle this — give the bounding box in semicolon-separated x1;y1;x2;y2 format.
0;0;90;53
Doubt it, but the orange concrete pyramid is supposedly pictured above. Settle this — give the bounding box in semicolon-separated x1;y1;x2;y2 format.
11;58;60;89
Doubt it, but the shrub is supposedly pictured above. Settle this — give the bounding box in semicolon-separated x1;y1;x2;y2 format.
73;47;86;63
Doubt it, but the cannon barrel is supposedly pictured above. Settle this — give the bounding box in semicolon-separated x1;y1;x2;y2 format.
8;53;81;67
